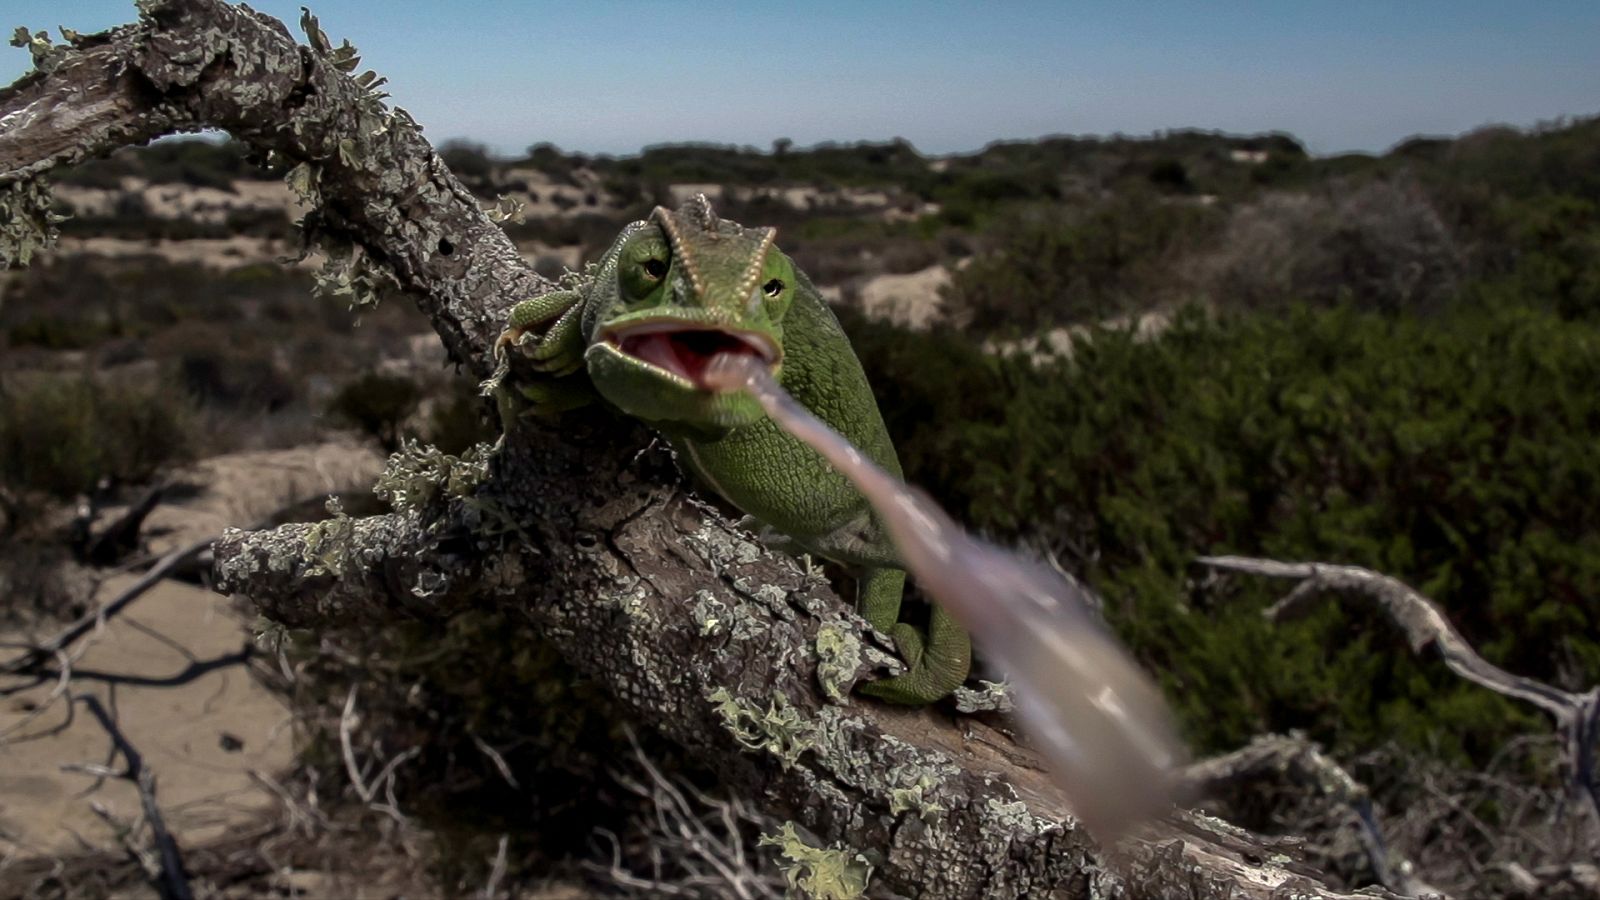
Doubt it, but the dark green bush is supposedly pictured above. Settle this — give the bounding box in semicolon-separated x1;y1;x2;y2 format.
942;195;1219;334
54;137;263;189
329;371;422;451
845;303;1600;762
0;376;195;500
421;381;497;456
147;321;299;411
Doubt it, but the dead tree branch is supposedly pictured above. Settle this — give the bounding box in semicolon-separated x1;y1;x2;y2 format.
1185;733;1441;898
69;696;193;900
2;2;1391;896
1197;556;1600;841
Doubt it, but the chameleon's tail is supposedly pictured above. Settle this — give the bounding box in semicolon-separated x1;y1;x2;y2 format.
857;568;972;705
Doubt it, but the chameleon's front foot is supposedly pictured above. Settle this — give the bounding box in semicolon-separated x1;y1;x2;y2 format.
495;291;596;418
855;568;972;705
497;290;587;377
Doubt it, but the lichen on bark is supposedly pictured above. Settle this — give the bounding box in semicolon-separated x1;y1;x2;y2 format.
0;175;62;266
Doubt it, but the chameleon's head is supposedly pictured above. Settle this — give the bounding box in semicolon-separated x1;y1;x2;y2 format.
586;195;795;431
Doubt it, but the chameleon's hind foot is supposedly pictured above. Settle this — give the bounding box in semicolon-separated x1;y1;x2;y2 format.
857;568;971;705
858;615;971;705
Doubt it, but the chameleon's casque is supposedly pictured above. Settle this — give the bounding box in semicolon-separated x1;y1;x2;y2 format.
495;196;970;704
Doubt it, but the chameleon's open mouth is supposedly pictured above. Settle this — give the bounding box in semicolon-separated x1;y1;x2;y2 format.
604;323;779;390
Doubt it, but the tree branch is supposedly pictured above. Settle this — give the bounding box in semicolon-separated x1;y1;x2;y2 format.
3;2;1390;895
1186;733;1441;898
1197;555;1600;842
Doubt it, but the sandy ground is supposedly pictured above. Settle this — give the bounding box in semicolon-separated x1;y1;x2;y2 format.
54;179;306;227
0;577;293;860
136;436;386;556
986;310;1173;362
52;235;293;270
856;264;952;329
0;438;385;868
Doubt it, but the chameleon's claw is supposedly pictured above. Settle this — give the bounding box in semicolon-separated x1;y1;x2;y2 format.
493;326;528;361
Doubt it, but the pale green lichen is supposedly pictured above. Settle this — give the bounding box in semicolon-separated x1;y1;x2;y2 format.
312;239;395;312
300;9;370;81
878;734;957;822
983;797;1059;839
707;688;818;769
250;616;292;655
484;195;526;225
953;679;1014;713
372;440;492;514
303;496;357;577
0;177;65;267
758;822;871;900
888;772;946;821
410;568;449;598
813;622;861;703
690;590;728;636
284;161;321;206
889;775;947;826
298;10;396;140
611;583;651;621
8;25;68;70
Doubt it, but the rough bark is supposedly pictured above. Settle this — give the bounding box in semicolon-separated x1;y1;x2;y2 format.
3;2;1388;896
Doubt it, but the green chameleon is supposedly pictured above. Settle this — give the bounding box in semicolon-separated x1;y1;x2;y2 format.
494;195;970;704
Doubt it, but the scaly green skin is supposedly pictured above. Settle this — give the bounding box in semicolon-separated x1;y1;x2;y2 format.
496;196;970;704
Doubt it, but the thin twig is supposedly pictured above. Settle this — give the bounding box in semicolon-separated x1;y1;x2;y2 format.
68;696;193;900
339;684;372;803
0;647;72;742
2;537;215;675
479;834;509;900
470;732;521;789
1185;732;1441;898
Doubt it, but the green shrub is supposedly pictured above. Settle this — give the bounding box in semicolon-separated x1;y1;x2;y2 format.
146;321;299;411
421;381;497;456
54;138;262;190
329;371;422;451
942;195;1219;334
0;376;195;500
845;303;1600;763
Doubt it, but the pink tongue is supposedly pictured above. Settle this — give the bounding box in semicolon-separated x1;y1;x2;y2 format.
632;333;693;381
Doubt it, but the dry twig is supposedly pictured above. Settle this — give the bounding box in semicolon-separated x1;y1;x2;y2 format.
2;537;215;676
65;696;193;900
583;727;784;899
1185;733;1441;898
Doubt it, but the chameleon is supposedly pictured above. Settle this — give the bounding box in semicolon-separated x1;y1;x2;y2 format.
493;195;970;704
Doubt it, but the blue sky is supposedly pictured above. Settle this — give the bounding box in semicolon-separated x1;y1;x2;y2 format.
8;2;1600;158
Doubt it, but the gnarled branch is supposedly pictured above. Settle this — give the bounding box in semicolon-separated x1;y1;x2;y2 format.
1198;555;1600;842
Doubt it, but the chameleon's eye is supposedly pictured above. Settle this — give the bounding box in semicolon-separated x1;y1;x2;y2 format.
762;278;785;298
620;232;671;299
